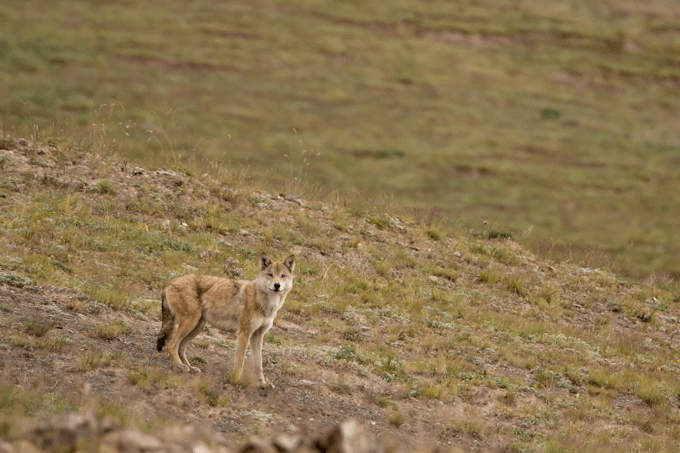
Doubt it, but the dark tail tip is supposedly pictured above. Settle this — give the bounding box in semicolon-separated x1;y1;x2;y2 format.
157;334;166;352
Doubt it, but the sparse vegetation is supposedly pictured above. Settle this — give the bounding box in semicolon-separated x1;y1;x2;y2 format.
7;0;678;285
77;350;103;372
0;273;33;288
95;320;131;341
12;332;72;351
197;378;221;407
370;393;395;409
190;355;207;365
89;179;116;195
478;269;501;286
330;377;353;395
0;136;678;451
343;327;362;342
637;382;667;407
24;320;50;337
127;367;169;393
504;274;530;298
425;228;442;242
388;410;406;428
2;0;680;445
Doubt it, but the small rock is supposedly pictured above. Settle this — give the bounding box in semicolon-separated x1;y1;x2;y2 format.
316;419;382;453
273;434;304;452
281;194;305;206
239;436;276;453
1;440;41;453
637;307;653;323
182;264;198;273
0;440;12;453
15;414;389;453
102;429;163;452
25;413;98;453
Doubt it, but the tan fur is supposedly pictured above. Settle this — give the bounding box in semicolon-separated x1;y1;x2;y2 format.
157;253;295;389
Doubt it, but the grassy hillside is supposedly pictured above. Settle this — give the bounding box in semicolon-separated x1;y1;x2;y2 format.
1;0;679;281
1;137;679;452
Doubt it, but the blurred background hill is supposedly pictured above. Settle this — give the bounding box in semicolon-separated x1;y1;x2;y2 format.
2;0;679;283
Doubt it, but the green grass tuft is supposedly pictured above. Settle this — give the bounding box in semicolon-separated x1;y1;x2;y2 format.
95;320;131;341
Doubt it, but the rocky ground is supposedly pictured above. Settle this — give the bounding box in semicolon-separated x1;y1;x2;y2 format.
0;281;434;452
1;137;679;452
1;411;385;453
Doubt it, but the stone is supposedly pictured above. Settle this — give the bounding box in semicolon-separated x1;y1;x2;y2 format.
273;433;304;452
14;414;396;453
316;419;382;453
238;436;277;453
24;413;98;453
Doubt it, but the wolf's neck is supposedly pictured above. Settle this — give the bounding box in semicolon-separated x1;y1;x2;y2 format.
256;288;285;317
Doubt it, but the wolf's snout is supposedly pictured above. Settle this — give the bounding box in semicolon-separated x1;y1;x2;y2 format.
274;283;281;291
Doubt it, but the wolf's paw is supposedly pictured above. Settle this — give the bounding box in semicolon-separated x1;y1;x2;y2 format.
189;365;202;373
258;378;275;390
176;363;191;372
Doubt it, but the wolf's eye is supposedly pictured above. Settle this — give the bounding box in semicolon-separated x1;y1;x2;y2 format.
281;274;286;278
268;273;274;277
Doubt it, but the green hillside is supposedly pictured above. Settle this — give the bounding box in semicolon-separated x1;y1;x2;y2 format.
0;137;679;452
1;0;679;281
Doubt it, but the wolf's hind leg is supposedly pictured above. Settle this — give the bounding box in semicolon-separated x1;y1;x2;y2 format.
167;311;202;372
179;318;206;373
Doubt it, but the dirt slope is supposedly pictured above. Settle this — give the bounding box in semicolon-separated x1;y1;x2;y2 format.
0;279;447;452
1;137;679;452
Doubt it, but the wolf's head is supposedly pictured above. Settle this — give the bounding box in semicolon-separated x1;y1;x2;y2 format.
257;253;295;295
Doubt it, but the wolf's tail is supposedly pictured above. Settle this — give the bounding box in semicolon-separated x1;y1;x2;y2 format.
156;289;174;352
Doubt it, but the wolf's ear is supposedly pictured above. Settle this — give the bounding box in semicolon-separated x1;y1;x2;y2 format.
260;253;272;270
284;255;295;271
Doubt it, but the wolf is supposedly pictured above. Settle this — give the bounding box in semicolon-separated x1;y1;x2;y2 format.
156;253;295;389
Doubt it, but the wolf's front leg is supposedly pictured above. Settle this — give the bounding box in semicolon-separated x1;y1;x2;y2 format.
232;329;250;384
250;327;273;389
